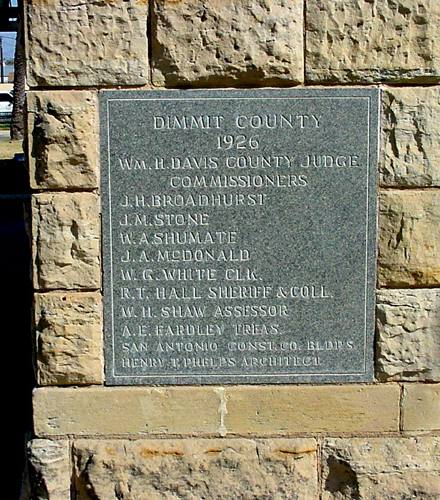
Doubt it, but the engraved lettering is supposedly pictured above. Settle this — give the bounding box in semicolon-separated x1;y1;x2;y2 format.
118;157;148;171
157;248;250;263
235;114;321;130
153;115;224;130
214;305;288;318
161;305;205;318
300;154;360;168
170;174;307;189
121;269;137;281
162;268;217;281
121;357;166;368
121;306;137;318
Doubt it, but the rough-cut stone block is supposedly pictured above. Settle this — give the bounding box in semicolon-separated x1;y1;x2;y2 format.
33;387;221;437
32;193;100;290
26;0;149;87
306;0;440;84
378;190;440;287
224;385;400;434
402;384;440;431
381;87;440;187
322;437;440;499
376;289;440;382
26;439;71;500
152;0;304;86
28;91;99;189
34;292;103;386
73;438;317;499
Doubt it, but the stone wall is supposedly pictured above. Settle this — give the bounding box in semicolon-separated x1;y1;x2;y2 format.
24;0;439;498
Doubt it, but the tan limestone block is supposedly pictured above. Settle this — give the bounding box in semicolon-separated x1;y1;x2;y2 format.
376;289;440;382
28;91;99;189
26;0;149;87
381;87;440;187
322;437;440;499
26;440;71;500
402;384;440;431
33;387;221;437
32;193;100;290
306;0;440;83
378;190;440;287
152;0;304;86
34;292;103;386
224;385;400;434
73;438;317;498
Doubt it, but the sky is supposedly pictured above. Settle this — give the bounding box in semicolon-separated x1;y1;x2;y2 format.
1;33;16;61
1;0;18;60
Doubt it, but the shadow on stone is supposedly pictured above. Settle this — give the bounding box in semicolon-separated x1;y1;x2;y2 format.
0;156;33;499
324;456;360;499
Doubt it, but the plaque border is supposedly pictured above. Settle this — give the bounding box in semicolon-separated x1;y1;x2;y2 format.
100;88;380;385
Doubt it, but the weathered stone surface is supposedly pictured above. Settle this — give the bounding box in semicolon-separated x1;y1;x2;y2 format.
27;439;71;500
73;438;317;499
402;384;440;431
33;385;400;438
28;91;99;189
26;0;149;87
34;292;103;385
32;193;100;290
378;190;440;287
381;87;440;187
33;387;222;437
376;289;440;381
224;385;400;434
152;0;303;86
306;0;440;83
322;437;440;499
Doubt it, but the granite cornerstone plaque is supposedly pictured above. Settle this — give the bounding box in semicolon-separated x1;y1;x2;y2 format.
100;88;379;385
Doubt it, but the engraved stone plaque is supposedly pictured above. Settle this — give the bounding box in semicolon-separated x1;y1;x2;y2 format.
100;88;379;385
